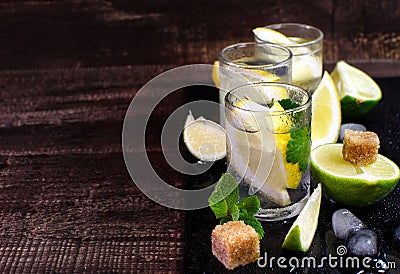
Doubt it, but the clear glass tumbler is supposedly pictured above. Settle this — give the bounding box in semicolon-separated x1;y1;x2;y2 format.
218;42;292;125
255;23;323;94
225;82;311;221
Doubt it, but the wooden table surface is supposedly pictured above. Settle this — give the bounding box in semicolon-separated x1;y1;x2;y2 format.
0;1;399;273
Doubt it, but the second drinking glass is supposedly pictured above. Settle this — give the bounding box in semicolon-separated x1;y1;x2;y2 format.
254;23;323;94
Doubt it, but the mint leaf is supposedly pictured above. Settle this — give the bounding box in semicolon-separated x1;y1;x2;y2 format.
238;196;260;216
230;204;240;221
208;173;238;219
209;199;228;219
286;127;311;172
239;213;265;239
276;99;310;172
209;173;265;239
278;98;300;110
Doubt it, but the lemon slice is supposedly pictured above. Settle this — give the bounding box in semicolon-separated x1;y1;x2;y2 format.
233;57;281;83
226;100;291;206
282;184;322;252
217;56;280;83
212;61;220;88
270;102;302;189
311;71;341;150
227;128;291;206
236;99;269;111
311;143;400;207
232;100;302;190
183;111;226;161
331;61;382;119
253;27;295;45
232;99;270;133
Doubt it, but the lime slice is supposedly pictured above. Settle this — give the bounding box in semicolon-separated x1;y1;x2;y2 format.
331;61;382;119
311;143;400;207
212;61;220;88
183;111;226;161
311;71;341;149
282;184;322;252
253;27;295;45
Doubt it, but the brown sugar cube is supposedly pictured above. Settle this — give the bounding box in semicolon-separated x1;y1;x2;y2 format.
211;221;260;270
342;129;380;166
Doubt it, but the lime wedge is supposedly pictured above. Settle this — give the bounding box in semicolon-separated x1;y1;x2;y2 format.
183;111;226;161
282;184;322;252
311;143;400;207
311;71;341;149
331;61;382;119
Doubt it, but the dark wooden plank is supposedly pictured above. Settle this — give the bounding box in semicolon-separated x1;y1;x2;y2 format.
0;151;185;272
0;0;398;75
0;65;187;272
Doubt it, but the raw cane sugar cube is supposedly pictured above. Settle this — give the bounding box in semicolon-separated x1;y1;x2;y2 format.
342;129;380;166
211;221;260;270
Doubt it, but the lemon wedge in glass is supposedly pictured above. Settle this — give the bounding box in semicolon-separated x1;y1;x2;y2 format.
253;27;295;45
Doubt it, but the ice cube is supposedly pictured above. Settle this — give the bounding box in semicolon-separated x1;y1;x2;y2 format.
339;123;366;142
347;229;378;256
332;209;366;240
393;227;400;252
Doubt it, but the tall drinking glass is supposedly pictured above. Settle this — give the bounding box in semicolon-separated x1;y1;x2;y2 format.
225;82;311;221
255;23;323;94
218;42;292;125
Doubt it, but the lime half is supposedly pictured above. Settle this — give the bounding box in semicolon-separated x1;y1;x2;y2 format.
311;143;400;207
183;111;226;161
282;184;322;252
331;61;382;119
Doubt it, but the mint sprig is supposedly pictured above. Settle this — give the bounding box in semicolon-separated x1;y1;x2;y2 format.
278;98;300;110
287;127;311;172
208;173;264;239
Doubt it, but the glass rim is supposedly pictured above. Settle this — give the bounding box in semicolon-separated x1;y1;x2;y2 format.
256;23;324;48
225;82;311;115
218;42;293;69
